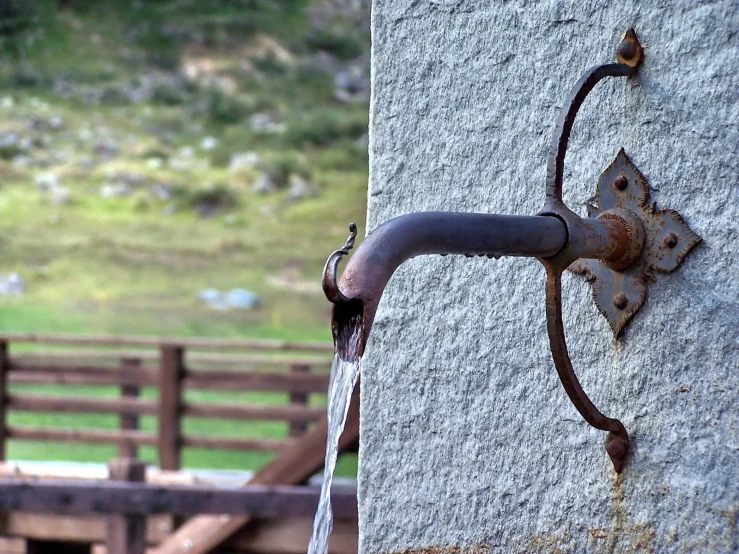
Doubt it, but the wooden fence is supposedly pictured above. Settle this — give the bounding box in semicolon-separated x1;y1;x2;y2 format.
0;457;357;554
0;333;335;471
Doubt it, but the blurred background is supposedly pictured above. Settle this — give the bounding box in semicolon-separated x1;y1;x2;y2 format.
0;0;369;471
0;0;369;342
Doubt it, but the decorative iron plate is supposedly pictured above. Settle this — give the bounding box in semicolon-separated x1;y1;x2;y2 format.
569;149;702;337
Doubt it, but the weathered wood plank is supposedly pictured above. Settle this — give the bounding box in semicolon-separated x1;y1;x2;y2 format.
180;436;292;452
0;479;357;519
7;395;322;423
183;370;329;393
7;394;157;416
6;427;158;446
182;402;324;423
120;358;142;459
12;351;332;368
1;513;172;543
158;346;183;471
0;334;333;353
0;340;8;461
107;459;146;554
0;463;202;486
8;364;157;387
289;364;311;437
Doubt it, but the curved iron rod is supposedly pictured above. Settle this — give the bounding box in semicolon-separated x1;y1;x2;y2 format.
545;63;635;206
541;32;642;471
544;265;629;472
322;223;358;304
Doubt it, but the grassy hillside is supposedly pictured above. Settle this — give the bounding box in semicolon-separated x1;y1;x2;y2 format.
0;0;369;343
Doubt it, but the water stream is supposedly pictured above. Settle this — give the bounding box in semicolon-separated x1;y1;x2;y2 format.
307;318;362;554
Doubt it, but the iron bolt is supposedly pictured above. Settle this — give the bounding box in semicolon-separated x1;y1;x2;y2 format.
606;437;627;464
614;175;628;190
613;293;628;310
664;232;679;248
616;41;636;61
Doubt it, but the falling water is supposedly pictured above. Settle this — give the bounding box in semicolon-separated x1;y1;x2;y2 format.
307;316;362;554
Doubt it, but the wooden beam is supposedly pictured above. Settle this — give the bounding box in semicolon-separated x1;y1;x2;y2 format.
0;479;357;519
120;358;142;459
12;351;332;369
183;370;329;393
152;385;359;554
1;513;172;543
8;367;330;392
5;396;323;423
182;402;324;423
8;364;156;387
7;394;157;416
0;464;201;486
0;334;333;353
288;364;311;437
6;427;158;446
158;347;184;471
180;436;292;452
107;459;146;554
0;340;8;462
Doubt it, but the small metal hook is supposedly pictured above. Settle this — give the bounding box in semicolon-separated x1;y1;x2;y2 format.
322;223;358;304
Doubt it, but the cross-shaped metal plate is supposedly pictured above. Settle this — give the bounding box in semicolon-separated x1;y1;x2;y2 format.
569;149;702;337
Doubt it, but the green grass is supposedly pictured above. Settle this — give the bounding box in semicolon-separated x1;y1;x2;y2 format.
0;0;368;477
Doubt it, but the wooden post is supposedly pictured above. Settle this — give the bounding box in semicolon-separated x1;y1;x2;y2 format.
106;458;147;554
158;346;184;471
119;357;141;459
0;340;8;462
288;364;311;437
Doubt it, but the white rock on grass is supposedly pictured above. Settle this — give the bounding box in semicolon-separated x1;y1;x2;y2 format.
0;273;24;296
200;136;218;151
249;113;285;134
34;172;60;191
228;151;261;172
252;173;277;195
99;182;132;199
48;186;73;205
226;289;261;309
286;174;313;201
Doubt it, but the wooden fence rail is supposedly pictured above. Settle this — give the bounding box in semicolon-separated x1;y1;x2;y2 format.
0;333;334;352
0;478;358;518
0;457;357;554
0;334;335;471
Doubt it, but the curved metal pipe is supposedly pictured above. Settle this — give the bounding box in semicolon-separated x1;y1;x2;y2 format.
325;212;568;357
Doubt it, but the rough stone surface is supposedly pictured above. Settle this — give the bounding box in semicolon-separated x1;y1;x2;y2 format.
360;2;738;553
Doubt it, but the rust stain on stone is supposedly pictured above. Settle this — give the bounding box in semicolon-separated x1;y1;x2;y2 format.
387;545;490;554
525;534;569;553
593;473;656;553
590;528;608;540
384;539;571;554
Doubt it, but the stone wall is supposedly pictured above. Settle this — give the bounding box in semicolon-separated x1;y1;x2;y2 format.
360;2;738;552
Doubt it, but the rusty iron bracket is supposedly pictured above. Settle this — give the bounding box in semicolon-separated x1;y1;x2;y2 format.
540;29;701;472
569;151;702;336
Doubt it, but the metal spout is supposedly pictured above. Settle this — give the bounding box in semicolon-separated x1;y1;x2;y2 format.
323;212;569;358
